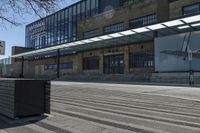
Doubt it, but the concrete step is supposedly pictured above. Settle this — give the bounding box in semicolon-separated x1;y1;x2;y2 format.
52;88;200;110
52;103;200;133
52;95;200;116
50;81;200;132
52;108;172;133
52;94;200;111
52;98;200;125
49;111;138;133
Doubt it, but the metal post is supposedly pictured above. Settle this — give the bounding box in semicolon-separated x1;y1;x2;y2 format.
153;31;158;73
20;56;24;78
188;49;193;86
57;49;60;78
153;31;158;38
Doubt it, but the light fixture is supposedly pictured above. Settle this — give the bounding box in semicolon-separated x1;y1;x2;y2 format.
74;41;85;45
109;33;124;38
177;25;190;29
147;24;166;30
65;43;74;47
182;15;200;23
120;30;136;35
98;35;112;40
81;39;94;43
191;23;200;27
55;45;63;49
133;27;150;33
49;46;58;50
163;20;184;27
70;43;78;46
89;37;102;42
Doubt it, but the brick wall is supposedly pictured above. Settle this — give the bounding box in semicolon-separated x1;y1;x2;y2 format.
78;0;157;40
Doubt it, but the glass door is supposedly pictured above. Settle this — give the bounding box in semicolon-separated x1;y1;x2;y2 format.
104;54;124;74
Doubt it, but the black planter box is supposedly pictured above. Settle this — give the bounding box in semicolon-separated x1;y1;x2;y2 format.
0;79;50;119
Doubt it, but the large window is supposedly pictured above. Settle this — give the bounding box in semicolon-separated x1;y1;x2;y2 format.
83;29;101;39
183;3;200;15
129;14;157;28
103;23;124;34
44;64;57;70
83;56;99;70
60;62;73;69
44;62;73;70
129;51;154;68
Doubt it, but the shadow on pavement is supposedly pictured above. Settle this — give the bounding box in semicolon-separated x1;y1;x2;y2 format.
0;114;47;130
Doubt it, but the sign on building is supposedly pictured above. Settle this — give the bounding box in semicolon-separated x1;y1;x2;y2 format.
0;41;5;55
155;31;200;72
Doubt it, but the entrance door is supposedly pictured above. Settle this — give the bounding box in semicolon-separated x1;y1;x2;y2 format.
104;54;124;74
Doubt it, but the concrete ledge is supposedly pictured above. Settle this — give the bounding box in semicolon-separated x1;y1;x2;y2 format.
58;74;151;82
56;73;200;87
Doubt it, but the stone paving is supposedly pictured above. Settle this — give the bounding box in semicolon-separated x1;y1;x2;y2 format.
0;81;200;133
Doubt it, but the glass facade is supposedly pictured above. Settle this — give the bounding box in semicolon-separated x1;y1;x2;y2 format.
26;0;99;49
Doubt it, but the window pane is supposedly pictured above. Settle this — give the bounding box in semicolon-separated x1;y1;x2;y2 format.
129;51;154;68
77;3;81;20
83;56;99;70
60;62;73;69
86;0;91;18
84;28;101;39
81;1;86;20
103;23;124;34
129;14;157;28
183;4;200;15
91;0;96;16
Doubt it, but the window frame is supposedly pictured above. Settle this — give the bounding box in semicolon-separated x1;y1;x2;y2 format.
129;14;157;28
103;22;125;34
182;3;200;15
129;50;154;68
83;56;100;70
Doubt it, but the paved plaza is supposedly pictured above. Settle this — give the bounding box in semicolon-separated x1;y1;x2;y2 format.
0;81;200;133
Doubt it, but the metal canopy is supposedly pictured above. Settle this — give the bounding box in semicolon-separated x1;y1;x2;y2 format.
12;14;200;58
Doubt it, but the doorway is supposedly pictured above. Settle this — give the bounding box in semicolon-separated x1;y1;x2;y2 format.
104;54;124;74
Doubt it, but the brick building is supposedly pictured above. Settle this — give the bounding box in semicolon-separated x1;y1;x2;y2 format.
11;0;200;82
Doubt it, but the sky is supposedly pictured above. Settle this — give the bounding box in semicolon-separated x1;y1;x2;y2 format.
0;0;79;59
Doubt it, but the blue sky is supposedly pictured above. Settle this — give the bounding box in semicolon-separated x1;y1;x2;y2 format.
0;0;79;59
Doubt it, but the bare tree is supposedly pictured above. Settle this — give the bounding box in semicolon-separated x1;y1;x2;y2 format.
0;0;60;26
